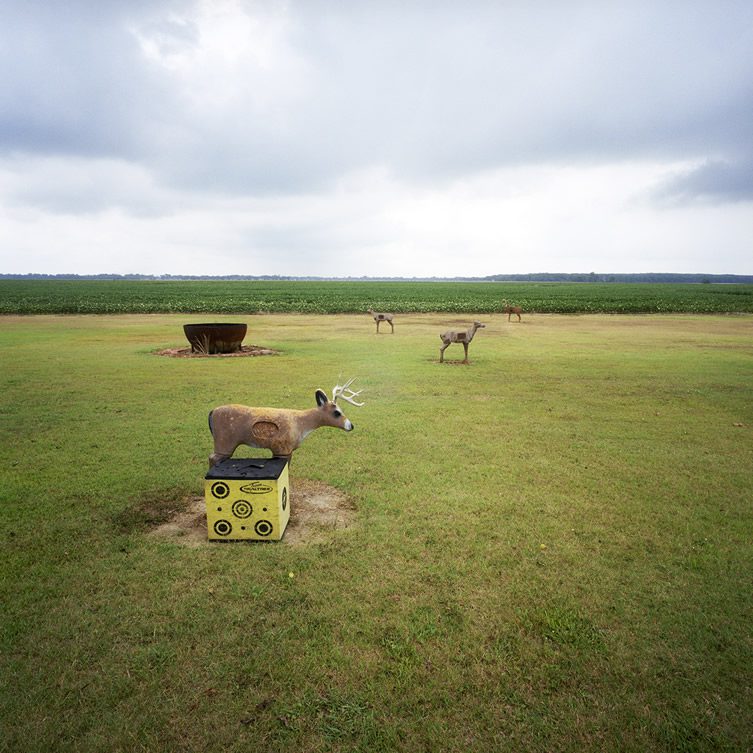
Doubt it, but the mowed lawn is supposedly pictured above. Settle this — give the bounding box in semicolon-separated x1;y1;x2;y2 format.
1;313;752;752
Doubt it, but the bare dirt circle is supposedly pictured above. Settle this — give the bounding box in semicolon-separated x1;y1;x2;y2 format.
156;345;279;358
149;478;355;547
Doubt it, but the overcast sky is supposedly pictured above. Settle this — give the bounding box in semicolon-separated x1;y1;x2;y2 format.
1;0;752;277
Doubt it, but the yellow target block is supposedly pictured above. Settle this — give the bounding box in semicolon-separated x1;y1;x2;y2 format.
204;457;290;541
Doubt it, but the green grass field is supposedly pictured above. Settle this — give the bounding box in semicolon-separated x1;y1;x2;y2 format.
2;279;753;314
1;312;752;752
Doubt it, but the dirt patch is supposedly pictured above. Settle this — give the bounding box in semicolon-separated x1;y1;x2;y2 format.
149;478;355;547
114;488;192;532
148;497;209;547
283;478;356;546
156;345;279;358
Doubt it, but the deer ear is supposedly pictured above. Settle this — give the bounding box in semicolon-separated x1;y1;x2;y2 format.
315;389;328;407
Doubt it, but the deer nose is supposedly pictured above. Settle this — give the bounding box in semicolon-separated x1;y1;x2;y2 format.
344;419;354;431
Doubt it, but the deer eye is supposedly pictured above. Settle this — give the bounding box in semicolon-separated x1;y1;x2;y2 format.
333;409;342;418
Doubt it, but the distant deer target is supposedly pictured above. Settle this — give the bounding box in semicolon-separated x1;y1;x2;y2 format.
503;302;523;322
367;309;394;334
439;321;486;363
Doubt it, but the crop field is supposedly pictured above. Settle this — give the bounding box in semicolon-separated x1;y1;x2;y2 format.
2;279;753;314
1;311;752;752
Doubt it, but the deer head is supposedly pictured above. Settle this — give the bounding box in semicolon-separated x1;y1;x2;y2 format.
312;379;364;432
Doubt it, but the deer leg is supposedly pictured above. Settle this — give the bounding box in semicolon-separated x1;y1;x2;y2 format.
209;436;240;469
375;320;380;333
463;342;469;363
209;451;231;469
389;320;394;333
439;342;448;362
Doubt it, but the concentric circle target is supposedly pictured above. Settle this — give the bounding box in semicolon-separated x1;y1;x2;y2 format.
232;499;252;519
211;482;230;499
254;520;273;537
214;519;232;536
282;488;288;511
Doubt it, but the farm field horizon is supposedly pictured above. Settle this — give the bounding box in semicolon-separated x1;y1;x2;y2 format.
2;278;753;314
1;311;752;752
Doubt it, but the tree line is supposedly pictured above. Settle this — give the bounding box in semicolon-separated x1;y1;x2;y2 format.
2;272;752;283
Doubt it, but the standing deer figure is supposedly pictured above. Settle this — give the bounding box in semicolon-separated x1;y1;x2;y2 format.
207;379;364;468
439;321;486;363
503;305;522;322
367;309;394;333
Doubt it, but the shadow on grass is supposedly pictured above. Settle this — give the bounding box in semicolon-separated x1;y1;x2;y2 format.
113;487;194;532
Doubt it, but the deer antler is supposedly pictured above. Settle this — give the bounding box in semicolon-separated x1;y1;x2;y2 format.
332;378;365;407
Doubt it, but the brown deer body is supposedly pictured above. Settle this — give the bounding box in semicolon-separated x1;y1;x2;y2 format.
439;321;485;363
208;382;363;468
367;308;394;333
504;305;522;322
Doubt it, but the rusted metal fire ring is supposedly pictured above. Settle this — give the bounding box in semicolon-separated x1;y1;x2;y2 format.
183;323;247;354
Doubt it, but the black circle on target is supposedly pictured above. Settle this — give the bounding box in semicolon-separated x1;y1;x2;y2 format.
211;482;230;499
232;499;252;519
282;488;288;511
255;520;273;537
214;519;232;536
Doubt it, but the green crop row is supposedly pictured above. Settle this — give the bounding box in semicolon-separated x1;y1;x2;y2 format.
1;279;753;314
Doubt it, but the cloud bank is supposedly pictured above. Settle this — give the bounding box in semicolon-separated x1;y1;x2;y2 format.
1;0;752;275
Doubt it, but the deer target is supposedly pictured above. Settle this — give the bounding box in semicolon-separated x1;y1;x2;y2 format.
208;379;364;467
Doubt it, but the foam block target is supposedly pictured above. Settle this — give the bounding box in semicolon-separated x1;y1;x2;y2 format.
204;457;290;541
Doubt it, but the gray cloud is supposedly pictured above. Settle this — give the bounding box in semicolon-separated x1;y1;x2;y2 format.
3;0;752;202
2;155;178;217
1;0;752;276
652;157;753;205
